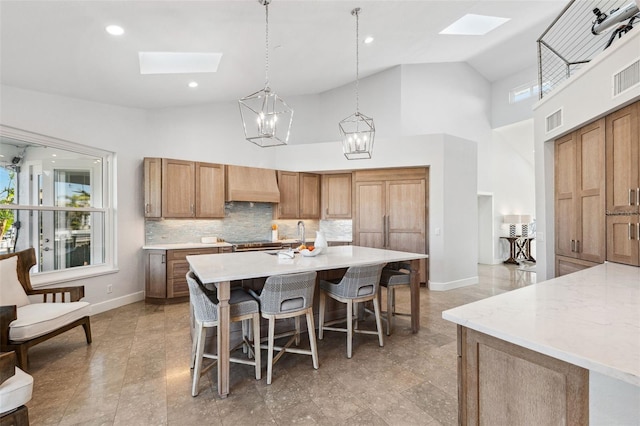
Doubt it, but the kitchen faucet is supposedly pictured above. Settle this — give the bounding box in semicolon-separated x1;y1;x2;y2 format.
297;221;305;246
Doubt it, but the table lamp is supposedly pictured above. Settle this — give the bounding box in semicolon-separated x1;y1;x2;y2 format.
503;215;521;237
519;215;532;237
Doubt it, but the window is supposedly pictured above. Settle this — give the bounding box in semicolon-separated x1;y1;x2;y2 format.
0;126;116;285
509;80;552;104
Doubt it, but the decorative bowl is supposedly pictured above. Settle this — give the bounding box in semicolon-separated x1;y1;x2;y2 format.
300;248;320;257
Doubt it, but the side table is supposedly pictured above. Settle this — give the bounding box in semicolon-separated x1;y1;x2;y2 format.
501;236;535;264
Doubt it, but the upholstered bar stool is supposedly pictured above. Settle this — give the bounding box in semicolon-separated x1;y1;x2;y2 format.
186;271;261;397
378;262;412;336
318;264;385;358
250;271;319;385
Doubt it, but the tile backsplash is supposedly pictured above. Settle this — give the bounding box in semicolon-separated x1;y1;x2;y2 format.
145;201;352;244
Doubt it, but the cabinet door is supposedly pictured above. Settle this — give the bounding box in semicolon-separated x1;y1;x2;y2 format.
143;158;162;218
322;173;352;219
555;134;577;258
196;162;225;218
162;159;195;218
354;181;385;248
145;250;167;299
386;179;426;254
276;171;299;219
575;119;605;263
606;102;640;214
299;173;320;219
555;255;600;277
167;248;219;298
606;215;640;266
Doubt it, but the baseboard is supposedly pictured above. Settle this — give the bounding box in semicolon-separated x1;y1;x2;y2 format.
428;276;478;291
90;291;145;316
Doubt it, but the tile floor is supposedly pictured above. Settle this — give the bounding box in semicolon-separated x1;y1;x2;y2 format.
24;264;535;425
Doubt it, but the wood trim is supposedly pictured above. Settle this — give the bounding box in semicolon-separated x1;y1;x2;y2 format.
354;167;427;182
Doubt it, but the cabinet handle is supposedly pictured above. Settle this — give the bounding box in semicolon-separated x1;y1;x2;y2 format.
637;223;640;240
629;189;633;206
637;188;640;206
145;203;149;214
629;224;634;241
570;239;575;252
162;254;166;264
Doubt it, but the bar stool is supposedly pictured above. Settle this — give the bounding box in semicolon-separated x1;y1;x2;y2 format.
318;264;385;358
250;271;319;385
186;271;261;397
378;262;412;335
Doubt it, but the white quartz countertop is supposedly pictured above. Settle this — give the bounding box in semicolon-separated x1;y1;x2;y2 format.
443;262;640;386
187;245;427;283
142;242;233;250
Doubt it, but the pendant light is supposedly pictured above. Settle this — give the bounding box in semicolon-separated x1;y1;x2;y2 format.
239;0;293;147
339;7;375;160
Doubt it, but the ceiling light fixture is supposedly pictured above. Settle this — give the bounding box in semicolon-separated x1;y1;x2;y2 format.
238;0;293;148
339;7;375;160
188;81;198;88
364;36;374;44
105;25;124;36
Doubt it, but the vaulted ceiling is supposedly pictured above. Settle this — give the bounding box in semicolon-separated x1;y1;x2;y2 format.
0;1;567;110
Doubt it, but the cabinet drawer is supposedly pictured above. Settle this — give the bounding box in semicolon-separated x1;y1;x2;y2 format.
166;248;219;261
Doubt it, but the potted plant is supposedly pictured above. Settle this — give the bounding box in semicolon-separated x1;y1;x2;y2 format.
0;170;15;239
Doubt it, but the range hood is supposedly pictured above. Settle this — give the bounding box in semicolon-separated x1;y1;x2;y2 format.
225;165;280;203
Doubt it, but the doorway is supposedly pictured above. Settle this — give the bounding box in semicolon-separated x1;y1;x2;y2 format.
477;193;494;264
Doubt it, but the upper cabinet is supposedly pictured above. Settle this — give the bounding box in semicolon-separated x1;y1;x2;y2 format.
276;171;320;219
144;157;162;218
322;173;352;219
554;119;606;268
143;158;225;219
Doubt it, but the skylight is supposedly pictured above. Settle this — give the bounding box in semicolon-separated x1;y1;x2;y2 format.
439;14;510;36
138;52;223;75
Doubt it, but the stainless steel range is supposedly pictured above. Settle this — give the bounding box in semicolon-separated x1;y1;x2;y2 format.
231;241;284;252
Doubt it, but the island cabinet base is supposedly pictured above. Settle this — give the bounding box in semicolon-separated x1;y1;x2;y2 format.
457;326;589;425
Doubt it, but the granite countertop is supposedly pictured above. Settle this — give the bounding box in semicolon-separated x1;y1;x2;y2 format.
442;262;640;386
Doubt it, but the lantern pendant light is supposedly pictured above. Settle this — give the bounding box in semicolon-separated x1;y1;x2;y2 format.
339;7;375;160
239;0;293;147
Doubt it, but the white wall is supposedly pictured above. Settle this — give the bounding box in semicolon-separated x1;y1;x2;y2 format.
491;120;536;262
0;85;148;313
491;66;539;129
533;30;640;281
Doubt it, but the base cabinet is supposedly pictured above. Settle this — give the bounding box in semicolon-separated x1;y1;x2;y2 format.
145;247;231;303
555;255;601;277
457;326;588;425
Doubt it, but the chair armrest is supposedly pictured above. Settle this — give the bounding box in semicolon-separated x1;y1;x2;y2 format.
28;286;85;302
0;305;18;347
0;351;17;385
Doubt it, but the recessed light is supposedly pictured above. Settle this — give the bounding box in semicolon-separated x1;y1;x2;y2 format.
51;154;57;157
439;14;510;35
138;52;223;75
188;81;198;88
105;25;125;36
364;36;374;44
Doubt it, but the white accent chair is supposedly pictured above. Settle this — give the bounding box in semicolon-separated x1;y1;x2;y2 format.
0;351;33;425
0;248;92;370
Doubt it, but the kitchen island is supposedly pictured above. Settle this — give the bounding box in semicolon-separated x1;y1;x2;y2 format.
443;262;639;424
187;245;428;398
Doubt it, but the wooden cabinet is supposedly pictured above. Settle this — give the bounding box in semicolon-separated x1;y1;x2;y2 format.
354;168;428;283
606;102;639;214
322;173;352;219
605;102;639;266
275;171;320;219
606;215;640;266
555;255;600;277
457;326;588;425
143;158;225;219
145;246;232;303
554;119;606;273
162;158;195;218
143;158;162;218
